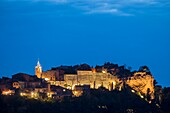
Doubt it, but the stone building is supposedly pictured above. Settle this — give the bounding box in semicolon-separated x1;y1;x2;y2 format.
35;60;65;84
12;73;41;89
34;61;155;100
64;70;119;91
35;60;42;78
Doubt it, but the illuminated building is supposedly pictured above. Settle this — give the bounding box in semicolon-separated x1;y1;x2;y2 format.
35;60;42;78
33;61;155;100
2;90;15;95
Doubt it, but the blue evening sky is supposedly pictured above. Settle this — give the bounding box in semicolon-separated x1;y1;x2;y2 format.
0;0;170;86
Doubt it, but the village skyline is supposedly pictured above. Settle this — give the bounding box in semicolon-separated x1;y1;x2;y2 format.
1;0;170;87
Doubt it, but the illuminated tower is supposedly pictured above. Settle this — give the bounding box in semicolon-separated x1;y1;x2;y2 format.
35;60;42;78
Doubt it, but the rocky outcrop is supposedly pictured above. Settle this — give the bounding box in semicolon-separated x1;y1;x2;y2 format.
126;72;155;100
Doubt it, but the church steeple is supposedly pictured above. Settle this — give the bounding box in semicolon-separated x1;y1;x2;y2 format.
37;60;41;67
35;59;42;78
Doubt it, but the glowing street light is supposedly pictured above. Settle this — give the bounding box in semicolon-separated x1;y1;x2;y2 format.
31;92;34;97
131;90;135;93
20;92;23;96
140;95;144;98
45;78;49;81
102;70;106;73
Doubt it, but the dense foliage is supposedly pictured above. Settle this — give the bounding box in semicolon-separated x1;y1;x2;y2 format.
1;88;168;113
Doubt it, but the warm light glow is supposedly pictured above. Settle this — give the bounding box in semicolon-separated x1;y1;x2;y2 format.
102;70;106;73
31;92;35;97
72;84;75;90
45;78;49;81
47;92;52;98
67;86;71;89
113;81;116;85
92;68;96;73
112;81;116;90
97;84;101;88
2;90;14;95
140;95;144;98
74;91;78;94
119;86;122;91
72;90;83;97
131;90;135;93
20;92;26;96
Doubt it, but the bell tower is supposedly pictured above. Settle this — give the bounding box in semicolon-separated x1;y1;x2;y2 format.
35;59;42;78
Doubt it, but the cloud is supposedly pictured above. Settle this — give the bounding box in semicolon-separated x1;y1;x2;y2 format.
88;9;119;14
34;0;67;3
4;0;170;16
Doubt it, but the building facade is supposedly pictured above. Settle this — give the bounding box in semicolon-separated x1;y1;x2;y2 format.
35;60;42;78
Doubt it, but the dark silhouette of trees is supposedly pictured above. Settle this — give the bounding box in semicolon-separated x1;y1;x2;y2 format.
160;87;170;112
0;88;163;113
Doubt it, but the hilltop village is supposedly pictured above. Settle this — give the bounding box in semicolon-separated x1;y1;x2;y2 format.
0;61;156;102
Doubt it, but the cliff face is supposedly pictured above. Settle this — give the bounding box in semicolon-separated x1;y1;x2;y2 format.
126;72;155;99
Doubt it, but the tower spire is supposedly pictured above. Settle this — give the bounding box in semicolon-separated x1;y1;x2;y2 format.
35;59;42;78
37;58;41;66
